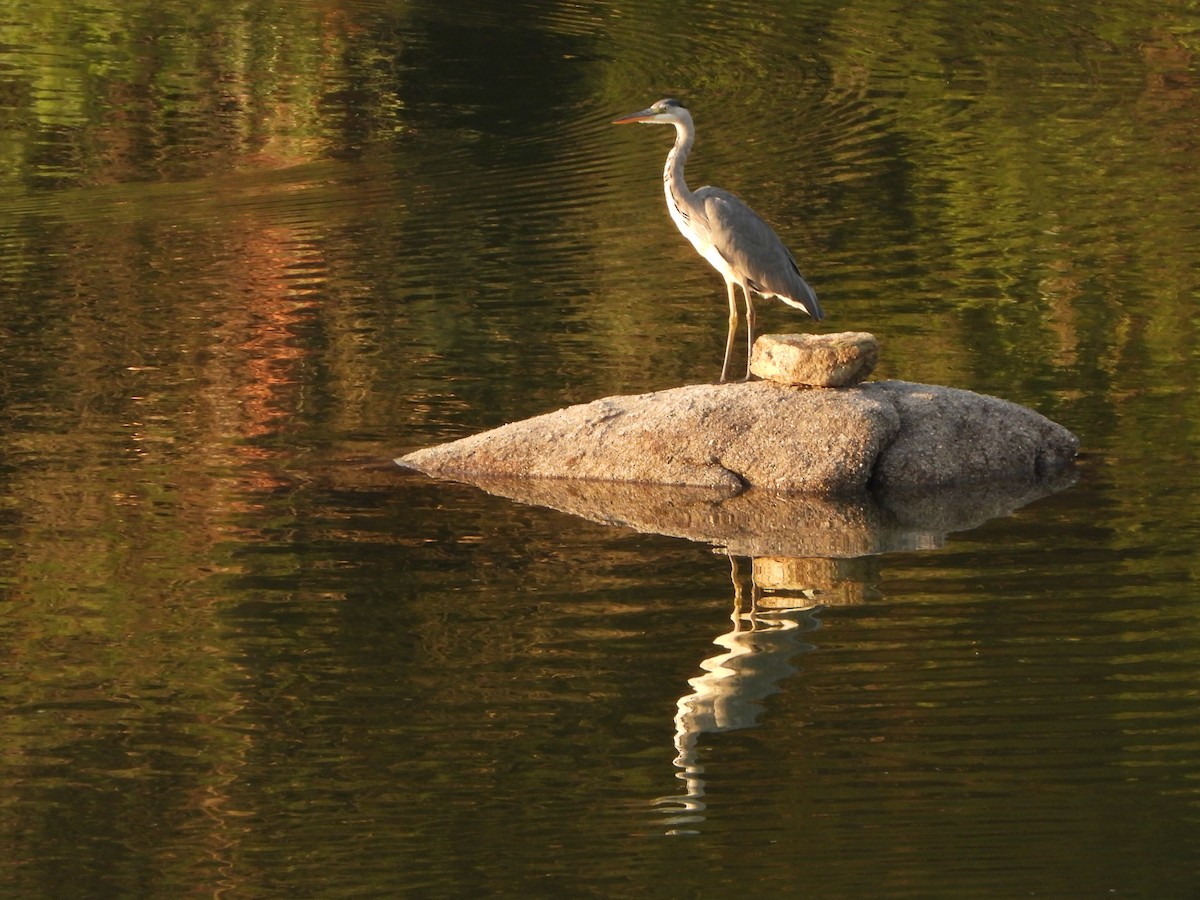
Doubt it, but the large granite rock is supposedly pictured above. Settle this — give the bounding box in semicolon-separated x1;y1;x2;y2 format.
397;378;1077;496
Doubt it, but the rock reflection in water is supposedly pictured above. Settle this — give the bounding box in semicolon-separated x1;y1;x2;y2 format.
446;469;1077;558
407;468;1077;833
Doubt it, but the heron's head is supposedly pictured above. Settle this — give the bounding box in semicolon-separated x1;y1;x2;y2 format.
612;98;691;127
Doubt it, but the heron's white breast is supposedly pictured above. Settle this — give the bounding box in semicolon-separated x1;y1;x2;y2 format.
663;187;739;285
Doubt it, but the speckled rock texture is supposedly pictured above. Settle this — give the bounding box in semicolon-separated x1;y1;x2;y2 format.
397;379;1078;497
750;332;879;387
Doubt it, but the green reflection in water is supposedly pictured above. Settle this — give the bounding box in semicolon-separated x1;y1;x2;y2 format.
0;0;1198;896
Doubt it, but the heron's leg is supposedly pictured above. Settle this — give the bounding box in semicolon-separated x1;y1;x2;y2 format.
741;285;756;382
720;280;738;383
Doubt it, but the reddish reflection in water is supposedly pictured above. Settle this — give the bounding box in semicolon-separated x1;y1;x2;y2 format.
0;0;1198;896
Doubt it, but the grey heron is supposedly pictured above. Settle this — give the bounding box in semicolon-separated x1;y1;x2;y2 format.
613;98;823;382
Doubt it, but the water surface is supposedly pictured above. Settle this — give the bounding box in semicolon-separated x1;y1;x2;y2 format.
1;0;1199;896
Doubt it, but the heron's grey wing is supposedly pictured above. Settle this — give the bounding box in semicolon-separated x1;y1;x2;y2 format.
697;187;822;319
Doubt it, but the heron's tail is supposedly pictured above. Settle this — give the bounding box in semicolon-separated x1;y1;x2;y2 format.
778;278;823;322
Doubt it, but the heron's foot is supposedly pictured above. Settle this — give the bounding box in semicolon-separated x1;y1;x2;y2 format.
712;375;755;385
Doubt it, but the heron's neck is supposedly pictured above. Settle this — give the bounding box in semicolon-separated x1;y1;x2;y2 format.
662;120;696;212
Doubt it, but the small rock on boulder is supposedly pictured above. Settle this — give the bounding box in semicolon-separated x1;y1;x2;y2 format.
750;332;879;387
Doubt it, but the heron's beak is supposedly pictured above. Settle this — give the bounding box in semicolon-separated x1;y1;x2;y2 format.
612;107;657;125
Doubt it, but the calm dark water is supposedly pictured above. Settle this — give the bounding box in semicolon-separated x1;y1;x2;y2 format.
2;0;1199;896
